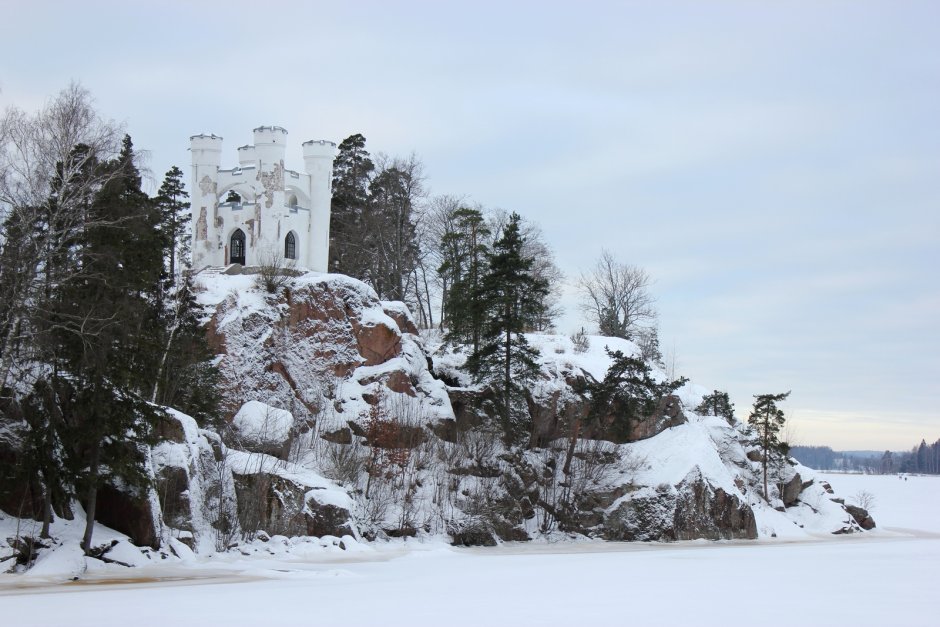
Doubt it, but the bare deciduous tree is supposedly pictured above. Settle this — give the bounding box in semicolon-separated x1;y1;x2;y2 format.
0;83;122;393
577;250;655;339
365;152;426;304
853;490;876;511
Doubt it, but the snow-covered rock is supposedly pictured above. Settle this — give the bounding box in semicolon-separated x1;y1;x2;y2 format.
231;400;295;455
199;271;453;433
150;408;354;552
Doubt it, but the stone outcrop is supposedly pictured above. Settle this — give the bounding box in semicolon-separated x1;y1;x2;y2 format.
202;274;452;440
630;395;688;442
0;271;877;559
845;504;876;530
779;472;803;507
148;410;355;550
604;469;757;541
94;484;161;550
231;470;354;539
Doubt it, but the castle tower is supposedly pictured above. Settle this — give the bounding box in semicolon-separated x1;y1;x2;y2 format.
189;127;336;272
252;126;287;168
303;140;338;272
190;134;223;271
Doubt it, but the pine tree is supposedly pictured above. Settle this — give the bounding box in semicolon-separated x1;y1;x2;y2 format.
636;326;664;367
329;133;374;276
880;450;894;474
2;93;221;552
589;350;687;441
564;348;686;474
917;440;929;474
695;390;736;424
748;391;790;501
439;207;490;352
154;166;190;282
18;379;70;538
466;213;548;445
149;168;220;424
149;270;221;426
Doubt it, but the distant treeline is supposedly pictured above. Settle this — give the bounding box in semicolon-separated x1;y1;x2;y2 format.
791;439;940;474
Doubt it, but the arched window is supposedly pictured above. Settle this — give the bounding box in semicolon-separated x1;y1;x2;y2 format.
230;229;246;265
285;231;297;260
288;194;298;209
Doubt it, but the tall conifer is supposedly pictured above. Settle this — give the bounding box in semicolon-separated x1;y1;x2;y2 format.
466;213;548;444
748;391;791;501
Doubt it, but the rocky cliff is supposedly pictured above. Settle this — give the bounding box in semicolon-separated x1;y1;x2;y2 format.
1;270;873;567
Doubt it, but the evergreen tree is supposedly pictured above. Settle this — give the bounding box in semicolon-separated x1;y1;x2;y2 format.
148;270;221;427
329;133;374;276
2;92;221;552
589;349;687;441
636;326;664;367
17;379;70;538
564;348;686;473
466;213;548;444
916;439;929;474
154;166;190;282
6;143;105;539
695;390;736;424
880;450;894;474
48;135;167;553
748;391;791;501
439;207;490;352
149;167;220;424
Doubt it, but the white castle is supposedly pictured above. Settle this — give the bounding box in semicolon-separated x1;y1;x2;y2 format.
189;126;337;271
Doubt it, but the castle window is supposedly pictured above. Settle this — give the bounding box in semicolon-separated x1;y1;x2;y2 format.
230;229;246;265
288;194;298;209
285;232;297;260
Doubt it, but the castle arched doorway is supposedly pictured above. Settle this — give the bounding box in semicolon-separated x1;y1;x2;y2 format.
230;229;246;265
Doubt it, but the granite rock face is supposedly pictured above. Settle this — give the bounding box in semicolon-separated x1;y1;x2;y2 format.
604;468;757;542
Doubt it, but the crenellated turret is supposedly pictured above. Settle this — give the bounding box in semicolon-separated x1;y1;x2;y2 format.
190;133;223;168
253;125;288;168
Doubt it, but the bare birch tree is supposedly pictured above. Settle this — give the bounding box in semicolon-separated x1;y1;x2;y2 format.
577;250;655;339
0;83;122;394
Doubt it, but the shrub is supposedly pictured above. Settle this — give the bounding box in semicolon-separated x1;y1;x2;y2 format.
571;328;590;354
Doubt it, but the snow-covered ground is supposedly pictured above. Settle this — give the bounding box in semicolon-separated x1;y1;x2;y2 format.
2;473;937;627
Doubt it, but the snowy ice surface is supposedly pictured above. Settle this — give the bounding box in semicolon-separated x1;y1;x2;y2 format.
2;474;938;627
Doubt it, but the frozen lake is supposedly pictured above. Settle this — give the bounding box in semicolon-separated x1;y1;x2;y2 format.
2;473;937;627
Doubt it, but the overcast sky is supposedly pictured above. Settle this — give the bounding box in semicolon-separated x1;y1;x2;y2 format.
2;1;937;450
